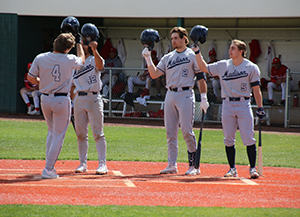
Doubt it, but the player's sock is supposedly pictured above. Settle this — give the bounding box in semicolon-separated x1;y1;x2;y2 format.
35;108;40;111
247;144;257;168
26;102;31;107
225;146;235;168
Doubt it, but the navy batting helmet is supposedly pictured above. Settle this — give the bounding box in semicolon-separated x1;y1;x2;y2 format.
189;25;208;44
140;29;160;51
81;23;99;45
60;16;80;36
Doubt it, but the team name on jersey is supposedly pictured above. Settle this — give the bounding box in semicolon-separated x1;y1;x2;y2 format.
167;56;190;70
73;64;94;79
222;70;248;81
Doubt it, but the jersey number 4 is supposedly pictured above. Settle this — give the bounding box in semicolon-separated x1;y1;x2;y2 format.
51;64;61;82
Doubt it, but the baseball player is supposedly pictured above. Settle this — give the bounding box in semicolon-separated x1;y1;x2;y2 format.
192;39;266;179
20;62;41;115
72;23;108;175
127;50;159;94
267;57;294;106
142;27;209;175
28;32;85;179
101;47;122;97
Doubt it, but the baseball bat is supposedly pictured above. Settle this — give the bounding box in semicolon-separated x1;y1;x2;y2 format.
195;110;204;169
257;119;263;176
70;115;76;132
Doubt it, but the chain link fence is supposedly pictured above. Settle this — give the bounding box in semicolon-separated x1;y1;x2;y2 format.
284;70;300;128
103;67;223;123
103;68;300;127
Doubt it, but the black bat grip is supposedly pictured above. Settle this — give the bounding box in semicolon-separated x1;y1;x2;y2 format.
195;110;204;169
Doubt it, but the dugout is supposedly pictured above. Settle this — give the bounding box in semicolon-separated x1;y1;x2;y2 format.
0;0;300;118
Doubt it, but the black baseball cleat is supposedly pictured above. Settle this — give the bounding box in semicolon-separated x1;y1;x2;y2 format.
265;99;274;106
250;168;259;179
278;100;285;107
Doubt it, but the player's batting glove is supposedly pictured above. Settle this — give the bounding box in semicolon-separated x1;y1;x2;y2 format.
256;107;266;119
75;33;82;44
200;93;209;113
142;47;151;59
191;44;200;54
142;47;152;66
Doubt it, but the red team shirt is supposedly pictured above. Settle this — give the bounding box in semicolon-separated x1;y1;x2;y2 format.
24;72;37;90
270;64;288;83
144;59;159;77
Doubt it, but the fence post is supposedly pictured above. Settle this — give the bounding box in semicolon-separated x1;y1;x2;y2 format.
108;68;113;116
284;68;290;128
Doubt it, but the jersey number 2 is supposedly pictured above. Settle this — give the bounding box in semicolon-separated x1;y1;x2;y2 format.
51;64;61;82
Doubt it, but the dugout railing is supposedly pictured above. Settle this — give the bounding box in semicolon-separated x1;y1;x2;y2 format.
103;67;223;124
104;67;299;126
284;70;300;128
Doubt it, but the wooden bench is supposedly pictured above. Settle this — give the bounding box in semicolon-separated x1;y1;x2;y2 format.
104;98;164;117
214;103;271;125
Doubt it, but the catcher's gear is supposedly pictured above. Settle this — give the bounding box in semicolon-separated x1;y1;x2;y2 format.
189;25;208;45
60;16;80;36
140;29;160;51
81;23;99;45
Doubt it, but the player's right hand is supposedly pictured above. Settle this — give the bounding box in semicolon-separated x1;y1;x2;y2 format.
191;44;200;53
142;47;151;58
256;107;266;119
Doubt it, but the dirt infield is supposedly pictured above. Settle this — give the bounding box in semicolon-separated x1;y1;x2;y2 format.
1;113;299;208
0;159;299;208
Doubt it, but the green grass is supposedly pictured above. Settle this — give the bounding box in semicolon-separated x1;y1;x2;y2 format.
0;119;299;168
0;205;299;217
0;119;299;216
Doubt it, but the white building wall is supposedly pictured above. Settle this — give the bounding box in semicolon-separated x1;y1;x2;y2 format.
1;0;299;18
106;28;300;80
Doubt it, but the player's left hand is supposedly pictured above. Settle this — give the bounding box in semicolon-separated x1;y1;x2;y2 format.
256;107;266;119
75;33;82;44
200;99;209;113
89;41;98;51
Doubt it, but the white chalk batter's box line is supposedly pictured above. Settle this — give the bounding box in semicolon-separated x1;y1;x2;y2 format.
0;169;258;187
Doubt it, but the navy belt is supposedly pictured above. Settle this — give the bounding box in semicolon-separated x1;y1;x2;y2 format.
43;93;68;97
78;91;98;96
169;86;190;92
223;97;250;101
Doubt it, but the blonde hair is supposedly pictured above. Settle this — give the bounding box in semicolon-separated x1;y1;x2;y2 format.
53;33;75;53
231;39;247;58
170;27;189;45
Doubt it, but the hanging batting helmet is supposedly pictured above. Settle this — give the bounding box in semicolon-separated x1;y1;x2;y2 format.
81;23;99;45
140;29;160;50
60;16;80;36
189;25;208;44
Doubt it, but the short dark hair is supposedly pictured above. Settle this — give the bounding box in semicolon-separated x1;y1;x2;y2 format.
170;27;189;45
53;33;75;53
231;39;247;58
